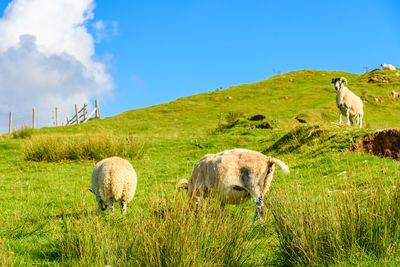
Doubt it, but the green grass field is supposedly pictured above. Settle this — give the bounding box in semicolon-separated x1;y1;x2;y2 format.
1;69;399;266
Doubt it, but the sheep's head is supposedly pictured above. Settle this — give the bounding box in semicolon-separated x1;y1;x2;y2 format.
330;77;347;90
176;179;189;191
92;191;108;211
100;200;108;211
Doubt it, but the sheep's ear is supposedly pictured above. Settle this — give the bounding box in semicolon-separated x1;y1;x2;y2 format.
330;79;335;84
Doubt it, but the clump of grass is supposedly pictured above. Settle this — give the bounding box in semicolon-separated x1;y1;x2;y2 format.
22;134;146;162
213;111;246;133
12;124;33;139
361;69;400;84
225;111;245;124
212;112;276;135
190;139;214;149
0;210;48;239
267;182;400;265
55;195;258;266
0;248;12;267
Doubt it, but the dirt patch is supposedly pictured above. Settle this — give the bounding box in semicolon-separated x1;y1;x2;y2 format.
249;114;266;121
350;129;400;159
296;117;307;123
256;122;271;129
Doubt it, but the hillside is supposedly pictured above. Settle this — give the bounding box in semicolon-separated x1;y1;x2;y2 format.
1;69;400;266
40;69;400;137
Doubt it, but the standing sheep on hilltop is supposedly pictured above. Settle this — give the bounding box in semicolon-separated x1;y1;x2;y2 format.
90;157;137;214
331;77;364;128
380;63;396;70
178;148;289;221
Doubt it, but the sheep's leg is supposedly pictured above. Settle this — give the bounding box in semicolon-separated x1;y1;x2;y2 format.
96;196;105;213
252;211;258;221
346;109;351;125
121;200;127;214
109;199;114;214
97;200;102;213
252;195;265;222
359;114;363;128
338;109;342;124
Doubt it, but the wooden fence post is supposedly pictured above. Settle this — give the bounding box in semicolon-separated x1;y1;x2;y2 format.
32;107;36;128
95;99;100;118
83;104;87;121
55;107;59;127
9;112;12;134
75;104;80;124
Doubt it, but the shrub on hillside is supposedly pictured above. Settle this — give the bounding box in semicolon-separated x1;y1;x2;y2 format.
22;134;146;162
264;125;370;156
213;111;277;134
12;124;33;139
225;111;245;125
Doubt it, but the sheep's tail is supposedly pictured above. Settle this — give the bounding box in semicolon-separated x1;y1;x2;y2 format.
176;179;189;191
269;158;290;175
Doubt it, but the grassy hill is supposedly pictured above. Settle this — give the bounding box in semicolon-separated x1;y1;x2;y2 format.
1;69;400;266
40;69;400;136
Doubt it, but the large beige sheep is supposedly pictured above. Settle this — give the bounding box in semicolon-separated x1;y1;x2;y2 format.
331;77;364;128
91;157;137;214
178;148;289;221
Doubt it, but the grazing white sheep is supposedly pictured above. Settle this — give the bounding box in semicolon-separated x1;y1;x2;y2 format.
380;63;396;70
392;90;399;98
177;148;289;221
331;77;364;128
90;157;137;214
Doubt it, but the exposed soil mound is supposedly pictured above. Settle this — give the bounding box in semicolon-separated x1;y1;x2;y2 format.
249;114;266;121
350;129;400;159
296;117;307;123
256;122;271;129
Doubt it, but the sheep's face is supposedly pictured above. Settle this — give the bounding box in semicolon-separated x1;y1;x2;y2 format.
331;78;342;91
331;78;347;91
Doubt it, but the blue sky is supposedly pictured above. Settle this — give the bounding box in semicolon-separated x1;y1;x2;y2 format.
92;0;400;117
0;0;399;127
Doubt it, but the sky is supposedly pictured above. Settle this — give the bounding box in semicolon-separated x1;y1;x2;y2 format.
0;0;399;132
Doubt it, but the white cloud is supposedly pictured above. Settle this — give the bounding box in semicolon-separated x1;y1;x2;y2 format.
92;19;119;42
93;20;106;31
0;0;113;132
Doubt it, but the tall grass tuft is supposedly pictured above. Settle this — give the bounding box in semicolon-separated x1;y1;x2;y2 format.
0;240;12;267
12;124;33;139
22;134;146;162
56;195;258;266
225;111;245;124
267;182;400;265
